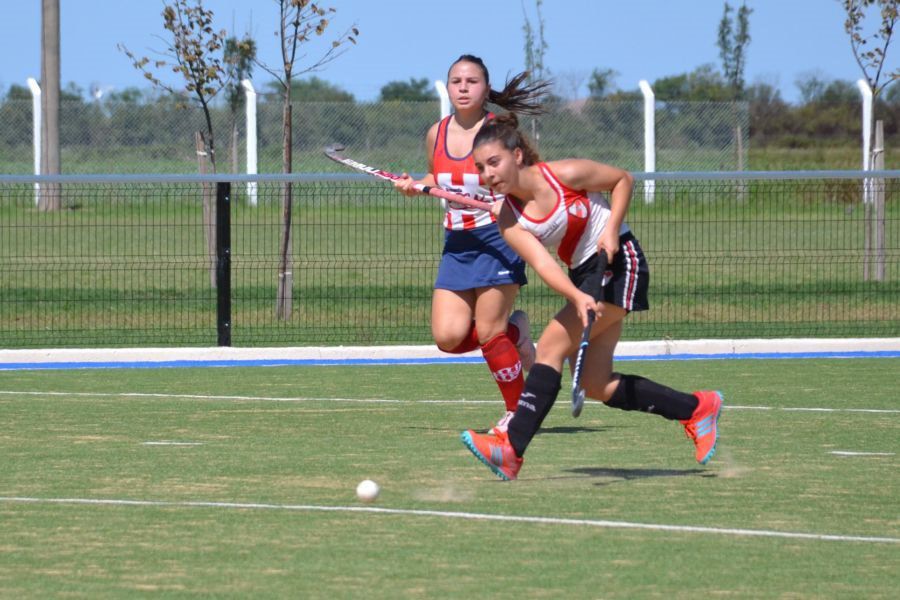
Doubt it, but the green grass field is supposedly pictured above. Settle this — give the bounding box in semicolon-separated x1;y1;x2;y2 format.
1;357;897;597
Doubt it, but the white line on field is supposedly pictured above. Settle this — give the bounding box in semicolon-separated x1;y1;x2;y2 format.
685;404;899;414
1;391;898;414
142;441;204;446
0;496;896;545
830;451;895;457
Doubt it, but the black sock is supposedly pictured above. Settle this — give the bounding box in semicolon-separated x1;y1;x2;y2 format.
506;363;562;457
606;374;698;421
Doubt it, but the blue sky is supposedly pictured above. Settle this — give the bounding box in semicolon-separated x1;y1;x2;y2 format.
1;1;886;103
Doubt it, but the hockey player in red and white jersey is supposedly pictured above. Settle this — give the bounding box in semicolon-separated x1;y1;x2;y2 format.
395;56;550;435
460;113;723;480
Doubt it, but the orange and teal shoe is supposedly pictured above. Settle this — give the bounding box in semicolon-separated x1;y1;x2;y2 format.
681;391;723;465
460;429;523;481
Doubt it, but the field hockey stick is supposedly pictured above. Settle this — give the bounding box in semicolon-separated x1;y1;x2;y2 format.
571;250;610;418
324;144;493;211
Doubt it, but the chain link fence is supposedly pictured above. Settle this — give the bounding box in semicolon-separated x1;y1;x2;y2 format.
0;171;896;349
0;94;748;175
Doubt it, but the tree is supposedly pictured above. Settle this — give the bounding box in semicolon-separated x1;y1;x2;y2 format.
522;0;548;142
254;0;359;319
119;0;230;288
40;0;61;211
119;0;229;171
264;77;355;102
379;78;436;102
224;34;256;174
717;2;752;99
652;64;732;101
587;68;619;100
842;0;899;97
522;0;548;82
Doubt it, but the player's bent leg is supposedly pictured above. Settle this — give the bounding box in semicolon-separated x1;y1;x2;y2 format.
431;288;477;353
474;284;526;423
573;313;624;403
507;309;536;371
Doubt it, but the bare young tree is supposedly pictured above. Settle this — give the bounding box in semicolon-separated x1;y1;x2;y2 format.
255;0;359;319
119;0;229;171
39;0;61;211
842;0;899;97
718;1;753;99
522;0;548;144
119;0;230;287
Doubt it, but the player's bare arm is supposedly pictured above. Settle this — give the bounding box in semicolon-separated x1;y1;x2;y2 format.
395;122;439;196
498;205;599;326
549;158;633;259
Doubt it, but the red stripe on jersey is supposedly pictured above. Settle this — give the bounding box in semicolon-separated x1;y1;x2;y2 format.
539;164;591;266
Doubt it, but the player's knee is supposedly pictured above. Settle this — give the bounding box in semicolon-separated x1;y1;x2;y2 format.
585;380;615;403
435;335;464;353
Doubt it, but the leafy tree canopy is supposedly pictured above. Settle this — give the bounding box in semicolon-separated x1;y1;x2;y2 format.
265;77;355;102
651;64;733;101
379;77;436;102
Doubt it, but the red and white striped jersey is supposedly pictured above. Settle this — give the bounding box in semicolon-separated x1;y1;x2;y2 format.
504;162;630;268
432;115;502;230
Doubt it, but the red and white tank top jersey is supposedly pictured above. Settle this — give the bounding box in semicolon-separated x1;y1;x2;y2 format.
432;115;502;231
505;162;631;268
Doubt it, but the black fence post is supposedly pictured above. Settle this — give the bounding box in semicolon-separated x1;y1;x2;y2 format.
216;182;232;346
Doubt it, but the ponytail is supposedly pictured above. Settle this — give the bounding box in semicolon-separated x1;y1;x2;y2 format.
473;112;541;166
488;71;550;116
449;54;550;116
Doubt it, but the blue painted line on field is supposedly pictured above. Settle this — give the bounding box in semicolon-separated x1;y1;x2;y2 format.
0;357;483;371
0;350;898;371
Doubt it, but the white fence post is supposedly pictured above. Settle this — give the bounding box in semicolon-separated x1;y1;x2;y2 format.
857;79;874;280
639;80;656;204
434;80;451;210
857;79;872;176
435;80;451;119
27;77;41;205
241;79;258;206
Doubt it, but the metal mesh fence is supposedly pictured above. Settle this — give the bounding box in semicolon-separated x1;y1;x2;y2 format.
0;96;748;174
1;171;897;348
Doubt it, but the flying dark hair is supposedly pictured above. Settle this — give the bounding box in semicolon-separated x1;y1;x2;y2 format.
449;54;550;116
472;112;540;165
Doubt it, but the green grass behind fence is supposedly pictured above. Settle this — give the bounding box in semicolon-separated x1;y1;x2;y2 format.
1;178;898;347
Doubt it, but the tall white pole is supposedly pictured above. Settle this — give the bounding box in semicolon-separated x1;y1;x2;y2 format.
241;78;258;206
857;79;872;172
857;79;873;208
434;80;451;210
639;80;655;204
27;77;42;205
435;80;451;118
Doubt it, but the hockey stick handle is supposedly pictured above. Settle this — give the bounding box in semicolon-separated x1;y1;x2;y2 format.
416;184;493;211
324;145;493;212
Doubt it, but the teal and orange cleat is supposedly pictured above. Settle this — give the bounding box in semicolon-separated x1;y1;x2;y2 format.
460;429;523;481
681;391;723;465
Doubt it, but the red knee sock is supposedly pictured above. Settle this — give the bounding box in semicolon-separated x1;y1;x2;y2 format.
445;321;481;354
481;333;524;412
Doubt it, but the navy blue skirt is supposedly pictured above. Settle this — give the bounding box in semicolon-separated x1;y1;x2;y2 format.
435;225;528;291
